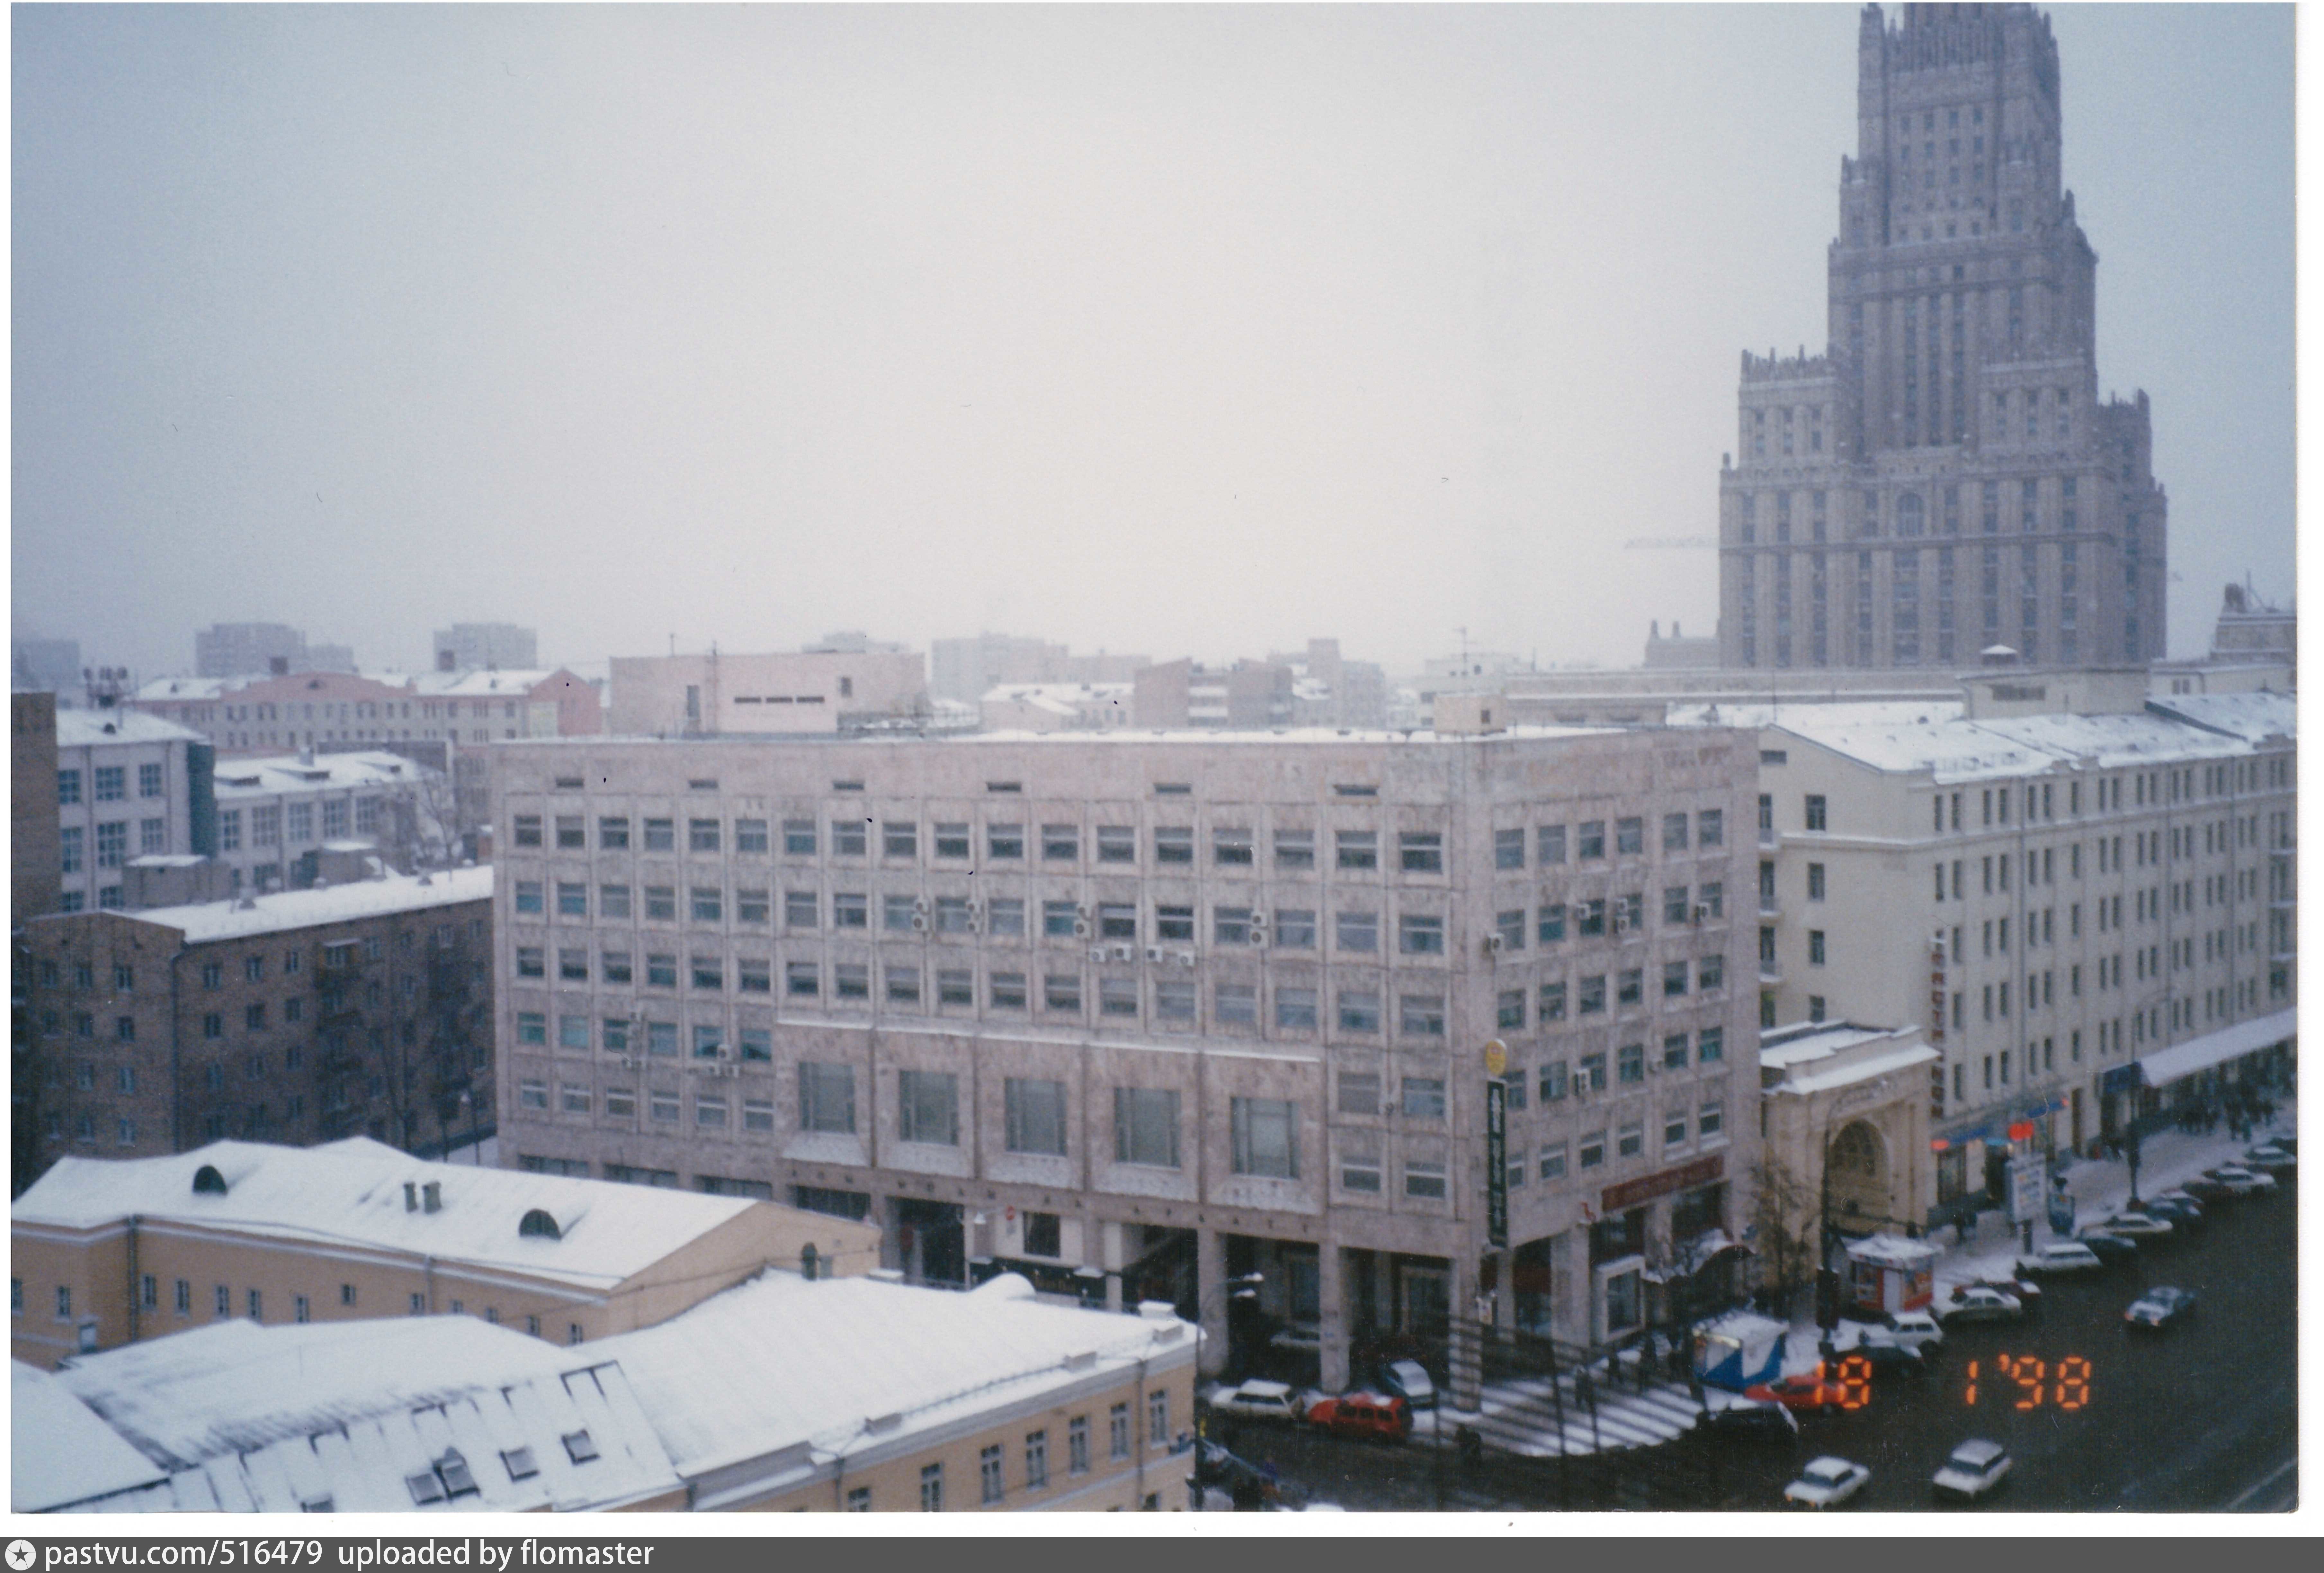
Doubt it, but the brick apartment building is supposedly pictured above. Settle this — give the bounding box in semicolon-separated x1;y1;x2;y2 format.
16;868;494;1188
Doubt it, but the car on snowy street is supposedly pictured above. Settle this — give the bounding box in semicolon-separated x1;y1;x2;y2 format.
2124;1286;2198;1331
2242;1144;2295;1178
2074;1228;2141;1264
1200;1380;1310;1425
1842;1339;1928;1380
1784;1455;1872;1508
1697;1392;1801;1444
1745;1371;1852;1414
1861;1308;1945;1354
1953;1275;2042;1308
2016;1241;2104;1276
1936;1285;2024;1326
2176;1173;2240;1203
2089;1211;2174;1241
2131;1193;2205;1232
2200;1164;2276;1195
1304;1391;1410;1443
1932;1438;2013;1501
1374;1359;1437;1410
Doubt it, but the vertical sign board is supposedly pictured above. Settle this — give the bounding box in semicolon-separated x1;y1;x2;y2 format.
1485;1079;1509;1248
2008;1152;2045;1225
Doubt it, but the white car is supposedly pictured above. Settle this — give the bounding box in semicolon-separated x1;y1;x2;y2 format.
2203;1164;2276;1195
1784;1455;1872;1509
2016;1241;2104;1276
1932;1438;2012;1501
1861;1308;1945;1354
1200;1379;1307;1425
1937;1285;2023;1325
2093;1211;2174;1239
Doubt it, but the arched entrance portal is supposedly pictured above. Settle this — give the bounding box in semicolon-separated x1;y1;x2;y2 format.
1827;1119;1890;1231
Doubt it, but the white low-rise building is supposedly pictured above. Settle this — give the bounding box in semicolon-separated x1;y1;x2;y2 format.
54;710;209;913
211;750;451;891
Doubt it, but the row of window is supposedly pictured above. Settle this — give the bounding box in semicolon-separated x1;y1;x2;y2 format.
1495;1107;1727;1192
895;1401;1146;1511
56;764;166;805
510;814;1728;867
216;798;379;852
57;820;166;873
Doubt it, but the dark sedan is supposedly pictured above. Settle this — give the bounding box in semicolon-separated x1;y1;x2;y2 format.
2075;1229;2140;1265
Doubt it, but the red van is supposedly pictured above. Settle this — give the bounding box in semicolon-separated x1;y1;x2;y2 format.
1306;1391;1412;1443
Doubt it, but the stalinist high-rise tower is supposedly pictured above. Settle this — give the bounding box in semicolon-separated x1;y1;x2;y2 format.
1718;4;2168;672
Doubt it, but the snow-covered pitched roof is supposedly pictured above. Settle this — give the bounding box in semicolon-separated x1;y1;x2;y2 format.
56;710;207;749
134;676;246;703
979;682;1133;715
212;750;442;797
410;669;559;697
1844;1234;1937;1270
12;1361;168;1512
12;1137;754;1292
1759;703;2276;784
46;1322;678;1513
28;866;493;943
2145;691;2297;745
592;1270;1194;1485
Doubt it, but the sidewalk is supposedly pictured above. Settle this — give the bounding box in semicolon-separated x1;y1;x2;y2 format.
1789;1095;2295;1374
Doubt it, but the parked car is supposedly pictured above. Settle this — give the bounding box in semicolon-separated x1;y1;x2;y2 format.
1861;1309;1946;1354
2201;1164;2276;1195
1305;1391;1410;1443
1697;1393;1801;1444
1937;1285;2024;1326
2242;1144;2295;1178
1374;1358;1437;1410
2090;1211;2174;1241
1932;1438;2013;1501
1744;1371;1851;1414
1200;1380;1309;1425
1954;1275;2042;1308
1843;1340;1928;1381
2177;1173;2239;1204
2074;1229;2141;1264
1266;1321;1321;1356
2133;1194;2205;1232
2017;1241;2104;1276
2124;1286;2198;1331
1784;1455;1872;1509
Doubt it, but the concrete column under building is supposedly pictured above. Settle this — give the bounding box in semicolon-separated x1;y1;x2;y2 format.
1552;1231;1585;1347
1318;1244;1348;1393
1449;1252;1482;1413
1098;1218;1125;1314
1196;1226;1228;1376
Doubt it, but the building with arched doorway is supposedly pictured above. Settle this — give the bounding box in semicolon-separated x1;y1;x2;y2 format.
1754;1021;1937;1308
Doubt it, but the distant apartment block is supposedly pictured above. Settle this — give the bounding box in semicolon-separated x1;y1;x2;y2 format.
433;623;539;673
1129;659;1294;730
930;634;1151;707
193;624;355;680
9;1135;878;1368
608;649;928;738
1266;639;1389;729
16;867;495;1186
12;639;82;699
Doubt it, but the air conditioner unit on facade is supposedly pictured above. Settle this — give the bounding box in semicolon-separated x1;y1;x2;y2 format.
1075;903;1093;921
966;899;984;918
911;913;930;932
1175;950;1196;967
912;896;930;915
1089;945;1109;964
1144;946;1166;964
1694;903;1711;924
1111;943;1136;962
1073;919;1093;938
1484;933;1504;955
1248;932;1269;949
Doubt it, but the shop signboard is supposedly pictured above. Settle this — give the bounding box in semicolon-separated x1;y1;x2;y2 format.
2008;1152;2045;1225
1486;1078;1508;1248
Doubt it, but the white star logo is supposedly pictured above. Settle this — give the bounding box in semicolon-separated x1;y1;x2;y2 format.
7;1540;37;1571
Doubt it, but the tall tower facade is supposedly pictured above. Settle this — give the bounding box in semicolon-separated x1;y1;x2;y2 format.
1718;4;2167;672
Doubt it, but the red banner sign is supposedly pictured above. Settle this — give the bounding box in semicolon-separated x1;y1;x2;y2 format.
1600;1153;1725;1215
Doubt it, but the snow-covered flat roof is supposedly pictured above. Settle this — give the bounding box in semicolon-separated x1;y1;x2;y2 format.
1667;700;1965;731
12;1361;168;1512
592;1269;1194;1482
30;865;493;943
12;1136;754;1292
47;1321;679;1513
515;723;1626;750
411;669;561;697
1778;1043;1941;1098
134;676;246;703
212;750;442;797
1758;1022;1907;1069
56;710;207;749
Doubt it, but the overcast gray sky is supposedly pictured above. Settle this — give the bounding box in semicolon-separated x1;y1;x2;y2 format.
11;4;2294;679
